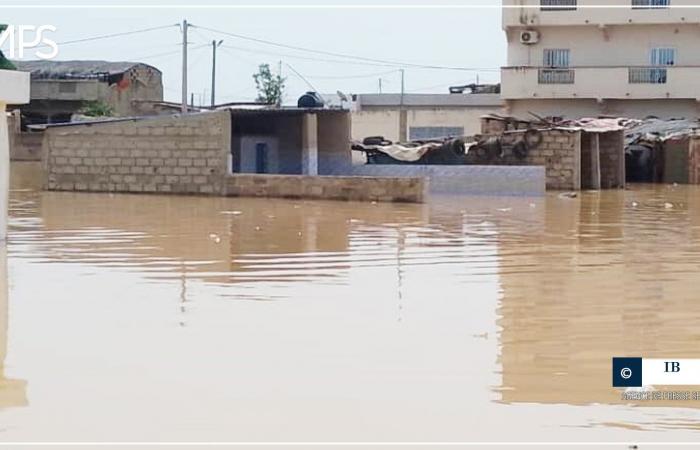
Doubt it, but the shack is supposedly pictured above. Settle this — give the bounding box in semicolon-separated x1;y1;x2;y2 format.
41;108;426;203
624;118;700;184
15;60;164;126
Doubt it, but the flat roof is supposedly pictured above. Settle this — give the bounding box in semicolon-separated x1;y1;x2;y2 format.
355;93;503;108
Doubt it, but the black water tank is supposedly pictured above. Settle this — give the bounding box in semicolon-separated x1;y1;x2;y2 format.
297;91;324;108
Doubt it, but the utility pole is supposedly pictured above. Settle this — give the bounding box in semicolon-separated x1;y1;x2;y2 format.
181;19;189;113
399;69;407;142
211;39;223;108
277;60;283;108
378;78;382;93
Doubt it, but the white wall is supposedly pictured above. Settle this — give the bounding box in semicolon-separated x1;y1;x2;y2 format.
507;98;700;120
507;24;700;67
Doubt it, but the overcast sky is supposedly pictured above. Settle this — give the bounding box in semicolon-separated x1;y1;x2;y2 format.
3;1;506;105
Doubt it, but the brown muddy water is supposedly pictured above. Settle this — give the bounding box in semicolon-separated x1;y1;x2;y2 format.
1;162;700;445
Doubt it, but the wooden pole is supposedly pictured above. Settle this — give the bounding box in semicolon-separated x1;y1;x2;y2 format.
591;132;601;189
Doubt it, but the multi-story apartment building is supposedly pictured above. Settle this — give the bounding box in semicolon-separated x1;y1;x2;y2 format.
501;0;700;119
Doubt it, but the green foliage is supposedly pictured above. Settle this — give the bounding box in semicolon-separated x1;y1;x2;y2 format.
0;25;16;71
79;101;115;118
253;63;285;106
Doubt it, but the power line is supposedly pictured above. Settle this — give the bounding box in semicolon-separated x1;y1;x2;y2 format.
37;24;179;49
194;25;499;72
304;69;400;80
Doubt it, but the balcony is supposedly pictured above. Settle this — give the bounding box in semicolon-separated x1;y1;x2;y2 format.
502;0;700;28
501;66;700;99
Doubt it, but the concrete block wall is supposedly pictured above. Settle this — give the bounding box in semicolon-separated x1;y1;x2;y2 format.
485;129;581;190
225;174;426;203
43;111;231;195
598;131;625;188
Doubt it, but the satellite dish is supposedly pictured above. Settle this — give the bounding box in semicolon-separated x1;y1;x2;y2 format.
336;91;348;103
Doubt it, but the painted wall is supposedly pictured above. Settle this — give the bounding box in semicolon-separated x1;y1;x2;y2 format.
506;98;700;120
351;106;502;142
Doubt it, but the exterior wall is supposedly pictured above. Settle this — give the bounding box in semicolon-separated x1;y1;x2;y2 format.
505;24;700;67
503;0;700;28
471;129;582;190
345;164;545;196
506;98;700;120
225;174;426;203
502;1;700;116
23;64;164;121
318;112;352;175
108;65;163;117
690;137;700;184
43;111;231;195
581;131;625;189
231;114;304;174
351;106;503;141
7;112;43;161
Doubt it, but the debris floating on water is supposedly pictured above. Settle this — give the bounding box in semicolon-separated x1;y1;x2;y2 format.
220;211;243;215
664;202;674;209
208;233;221;243
558;192;578;199
631;201;639;207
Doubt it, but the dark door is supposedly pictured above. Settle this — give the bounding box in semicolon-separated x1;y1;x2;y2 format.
255;143;268;174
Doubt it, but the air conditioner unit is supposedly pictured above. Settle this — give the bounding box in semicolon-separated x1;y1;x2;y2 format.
519;30;540;45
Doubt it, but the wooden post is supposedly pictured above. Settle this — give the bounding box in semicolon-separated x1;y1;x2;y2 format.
591;132;601;190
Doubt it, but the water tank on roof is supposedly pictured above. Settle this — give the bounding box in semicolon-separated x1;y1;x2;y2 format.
297;91;324;108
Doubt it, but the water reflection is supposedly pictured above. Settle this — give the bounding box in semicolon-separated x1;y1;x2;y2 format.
498;187;700;412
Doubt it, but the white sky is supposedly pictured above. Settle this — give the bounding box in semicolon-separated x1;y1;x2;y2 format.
3;1;506;105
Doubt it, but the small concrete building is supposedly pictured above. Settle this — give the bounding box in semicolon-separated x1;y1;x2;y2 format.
15;60;164;126
351;93;503;142
41;108;426;203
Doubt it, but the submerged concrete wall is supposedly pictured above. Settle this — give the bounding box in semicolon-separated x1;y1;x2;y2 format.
43;111;231;194
8;112;43;161
225;174;426;203
340;165;544;196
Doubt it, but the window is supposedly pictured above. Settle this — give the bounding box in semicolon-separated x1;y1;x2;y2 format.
543;49;570;68
540;0;577;10
58;82;77;94
650;47;675;66
632;0;669;9
409;127;464;141
539;48;575;84
629;48;674;84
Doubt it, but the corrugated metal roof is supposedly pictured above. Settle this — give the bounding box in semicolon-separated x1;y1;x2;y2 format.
355;93;503;108
14;60;161;79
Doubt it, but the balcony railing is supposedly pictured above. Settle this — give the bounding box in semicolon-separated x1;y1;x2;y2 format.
628;67;668;84
540;0;577;10
538;68;575;84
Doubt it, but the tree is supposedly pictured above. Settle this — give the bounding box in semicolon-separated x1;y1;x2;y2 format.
79;101;114;118
0;25;17;71
253;63;285;106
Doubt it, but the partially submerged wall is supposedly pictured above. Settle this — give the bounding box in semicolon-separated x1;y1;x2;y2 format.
468;129;582;190
225;174;426;203
340;165;544;196
43;111;231;194
8;112;43;161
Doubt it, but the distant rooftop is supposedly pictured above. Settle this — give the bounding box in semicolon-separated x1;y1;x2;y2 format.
14;60;161;80
354;93;503;108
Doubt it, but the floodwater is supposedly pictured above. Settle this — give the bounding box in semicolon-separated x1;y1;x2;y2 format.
2;162;700;446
